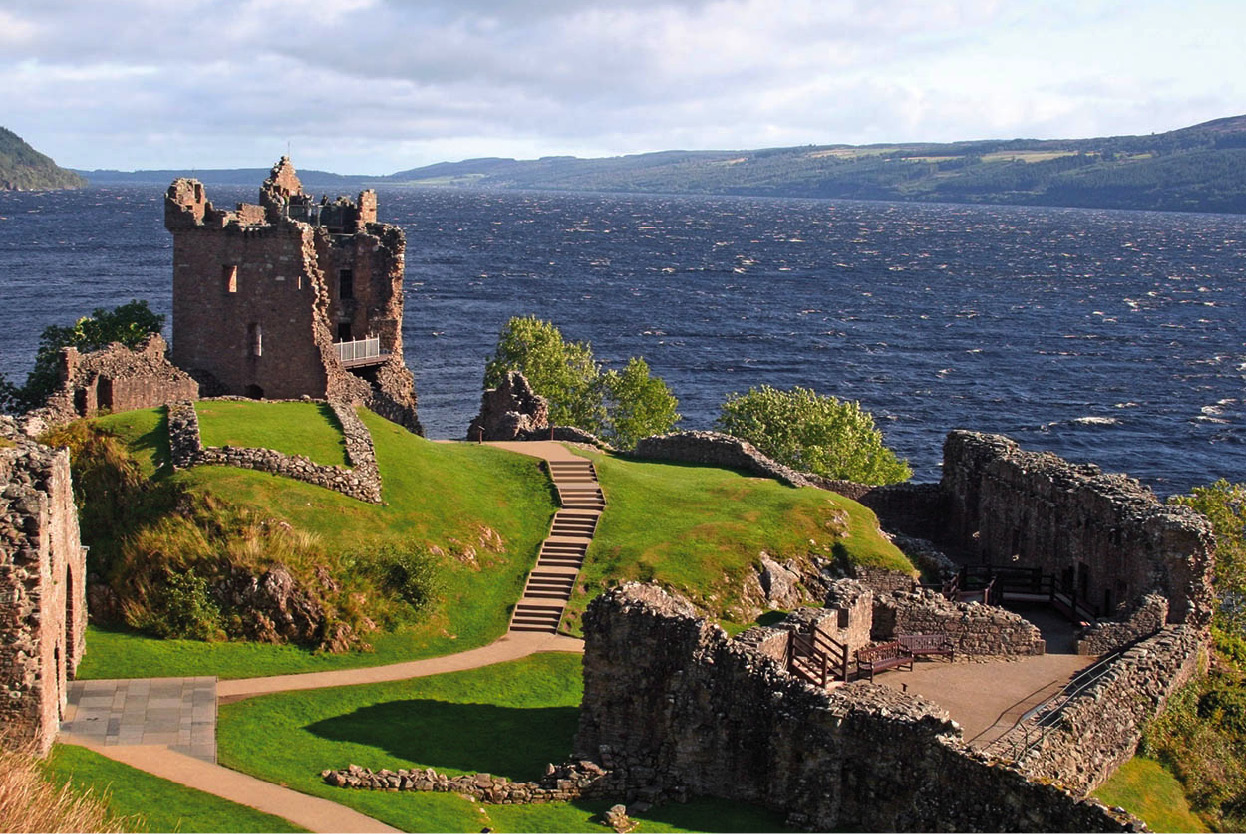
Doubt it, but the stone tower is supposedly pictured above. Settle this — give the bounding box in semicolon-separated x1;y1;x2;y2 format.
165;158;421;432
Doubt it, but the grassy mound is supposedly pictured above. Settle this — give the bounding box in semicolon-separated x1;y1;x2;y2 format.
72;405;557;679
196;400;349;467
563;449;913;633
1093;757;1208;833
217;653;789;833
43;745;307;833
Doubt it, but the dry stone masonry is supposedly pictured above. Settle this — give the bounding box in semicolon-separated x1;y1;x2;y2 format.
574;583;1142;832
0;416;86;755
941;430;1216;641
871;588;1047;656
165;158;420;433
322;761;610;804
22;334;198;435
168;399;382;503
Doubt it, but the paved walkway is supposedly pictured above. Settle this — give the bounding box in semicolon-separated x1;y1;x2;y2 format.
70;741;400;833
61;677;217;762
218;630;583;701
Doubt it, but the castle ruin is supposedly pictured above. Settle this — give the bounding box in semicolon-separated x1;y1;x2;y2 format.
165;158;421;432
0;417;87;755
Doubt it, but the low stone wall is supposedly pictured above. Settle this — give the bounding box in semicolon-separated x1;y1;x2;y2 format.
1076;594;1169;656
808;477;947;541
167;400;382;504
993;624;1205;795
575;583;1138;832
871;589;1047;656
323;761;609;804
631;431;811;487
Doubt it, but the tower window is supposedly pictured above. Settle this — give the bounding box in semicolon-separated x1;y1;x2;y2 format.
339;268;354;300
248;322;262;357
223;265;238;293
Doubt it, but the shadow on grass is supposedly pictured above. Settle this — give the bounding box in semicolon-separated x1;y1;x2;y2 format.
306;699;579;781
132;406;174;478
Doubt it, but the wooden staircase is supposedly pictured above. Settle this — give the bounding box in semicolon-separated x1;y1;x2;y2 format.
509;459;603;634
787;625;851;687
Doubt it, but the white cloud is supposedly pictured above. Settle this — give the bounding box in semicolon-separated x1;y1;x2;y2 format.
0;0;1241;172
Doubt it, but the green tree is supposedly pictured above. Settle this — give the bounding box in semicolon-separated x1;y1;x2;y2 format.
1;299;164;413
1171;479;1246;635
599;357;681;449
484;315;602;431
484;316;680;448
716;385;911;485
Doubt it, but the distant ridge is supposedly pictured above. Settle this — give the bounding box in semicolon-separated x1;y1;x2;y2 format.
70;115;1246;214
0;128;86;191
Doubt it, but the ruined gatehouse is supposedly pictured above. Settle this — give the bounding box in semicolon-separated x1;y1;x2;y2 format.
165;158;421;432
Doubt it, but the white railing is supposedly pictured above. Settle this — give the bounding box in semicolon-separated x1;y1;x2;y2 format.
336;336;381;364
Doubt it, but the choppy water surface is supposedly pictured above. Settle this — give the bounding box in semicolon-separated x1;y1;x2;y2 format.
1;186;1242;493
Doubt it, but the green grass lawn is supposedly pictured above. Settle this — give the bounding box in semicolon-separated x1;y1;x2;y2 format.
196;400;350;467
1094;757;1208;833
217;653;789;833
80;407;558;680
563;449;912;632
43;744;308;833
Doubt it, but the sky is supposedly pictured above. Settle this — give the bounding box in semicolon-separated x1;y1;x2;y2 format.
2;0;1243;175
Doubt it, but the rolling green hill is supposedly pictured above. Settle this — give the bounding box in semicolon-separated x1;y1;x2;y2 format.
382;115;1246;214
0;127;86;190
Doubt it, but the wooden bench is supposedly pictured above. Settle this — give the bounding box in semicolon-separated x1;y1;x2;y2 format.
898;633;956;662
855;641;914;682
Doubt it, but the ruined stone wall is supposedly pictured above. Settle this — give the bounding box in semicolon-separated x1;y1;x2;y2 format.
941;431;1216;628
992;624;1205;795
871;589;1047;656
631;431;812;487
0;418;86;755
23;334;198;434
576;584;1137;832
168;400;381;503
1076;594;1169;656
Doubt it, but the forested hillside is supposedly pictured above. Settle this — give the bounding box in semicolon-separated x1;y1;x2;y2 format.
386;115;1246;214
0;127;86;190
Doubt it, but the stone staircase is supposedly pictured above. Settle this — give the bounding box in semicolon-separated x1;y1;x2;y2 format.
509;459;603;634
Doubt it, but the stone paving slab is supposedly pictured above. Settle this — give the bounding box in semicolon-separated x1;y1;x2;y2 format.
61;676;217;763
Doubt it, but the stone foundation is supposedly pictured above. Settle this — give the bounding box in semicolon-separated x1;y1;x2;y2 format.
323;761;609;804
168;400;382;503
631;431;811;487
872;589;1047;656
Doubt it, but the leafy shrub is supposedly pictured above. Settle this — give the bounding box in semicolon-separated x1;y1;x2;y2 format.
484;316;680;448
1170;480;1246;636
716;385;911;485
368;543;444;621
133;569;222;641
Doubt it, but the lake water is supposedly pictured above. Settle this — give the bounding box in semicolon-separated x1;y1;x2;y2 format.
1;185;1242;494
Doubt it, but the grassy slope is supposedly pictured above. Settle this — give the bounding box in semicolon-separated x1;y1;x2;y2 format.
217;653;788;833
196;400;349;467
77;406;558;679
1093;757;1208;833
563;449;912;633
43;744;307;833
